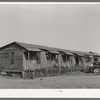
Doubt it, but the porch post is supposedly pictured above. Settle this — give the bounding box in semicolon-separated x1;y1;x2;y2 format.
28;51;30;69
50;53;52;75
22;71;25;79
22;51;25;79
46;52;48;76
28;51;31;79
58;54;61;74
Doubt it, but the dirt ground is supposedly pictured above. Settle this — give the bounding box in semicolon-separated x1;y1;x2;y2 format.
0;73;100;89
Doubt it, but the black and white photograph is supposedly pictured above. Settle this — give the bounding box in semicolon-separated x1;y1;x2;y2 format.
0;3;100;90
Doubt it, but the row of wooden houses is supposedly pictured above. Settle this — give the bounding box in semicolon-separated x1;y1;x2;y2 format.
0;41;100;79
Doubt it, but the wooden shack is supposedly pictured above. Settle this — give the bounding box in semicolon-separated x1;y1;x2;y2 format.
58;50;75;73
0;42;61;78
0;41;100;79
69;51;86;72
89;52;100;64
80;52;100;73
0;42;45;78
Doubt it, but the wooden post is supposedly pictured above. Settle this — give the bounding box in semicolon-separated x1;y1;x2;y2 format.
46;53;49;77
28;51;31;79
58;54;61;75
22;71;25;79
44;52;48;77
65;55;67;74
50;53;52;75
38;52;41;77
22;51;26;79
34;65;35;79
33;52;35;79
28;52;30;67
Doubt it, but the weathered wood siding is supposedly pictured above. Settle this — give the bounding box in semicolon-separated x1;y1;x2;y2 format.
58;54;64;67
0;44;23;71
40;51;47;68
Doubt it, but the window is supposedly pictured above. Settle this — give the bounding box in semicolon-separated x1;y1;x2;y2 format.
62;55;66;62
94;58;98;62
67;55;70;61
75;56;79;65
10;52;14;64
46;53;50;60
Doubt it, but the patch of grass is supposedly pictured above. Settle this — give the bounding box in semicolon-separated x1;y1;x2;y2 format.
0;73;100;88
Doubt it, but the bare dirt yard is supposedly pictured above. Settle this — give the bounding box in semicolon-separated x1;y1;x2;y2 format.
0;73;100;89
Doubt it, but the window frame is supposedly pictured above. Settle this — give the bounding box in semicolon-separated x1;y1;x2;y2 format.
10;52;14;65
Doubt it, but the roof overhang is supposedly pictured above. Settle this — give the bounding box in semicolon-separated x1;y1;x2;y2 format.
59;51;74;56
26;48;41;52
73;53;84;57
65;52;73;56
48;50;59;54
93;55;100;57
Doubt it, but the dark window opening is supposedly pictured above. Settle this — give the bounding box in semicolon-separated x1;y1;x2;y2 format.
94;58;98;62
10;52;14;58
75;56;79;65
51;54;55;60
10;52;14;64
67;55;70;61
62;55;66;62
24;52;28;60
48;53;58;64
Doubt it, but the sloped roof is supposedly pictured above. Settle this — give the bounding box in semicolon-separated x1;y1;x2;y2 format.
58;50;74;55
25;48;41;52
48;50;59;54
89;52;100;57
69;50;100;57
0;41;99;56
15;42;60;53
70;50;93;56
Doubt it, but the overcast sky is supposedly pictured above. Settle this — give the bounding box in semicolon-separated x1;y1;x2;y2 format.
0;4;100;53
